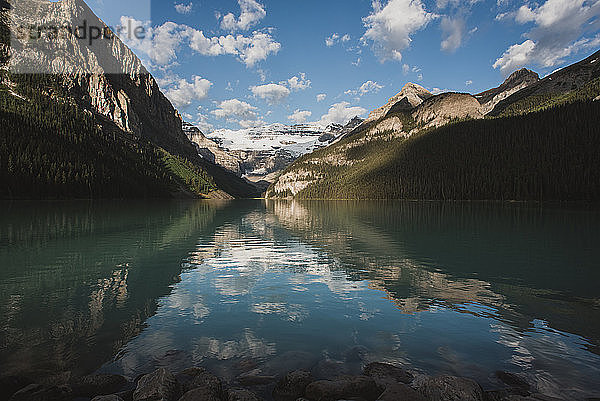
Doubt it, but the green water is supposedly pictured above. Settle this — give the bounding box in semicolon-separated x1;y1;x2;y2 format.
0;200;599;399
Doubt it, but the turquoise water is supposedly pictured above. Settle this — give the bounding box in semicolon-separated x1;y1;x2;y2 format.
0;200;599;399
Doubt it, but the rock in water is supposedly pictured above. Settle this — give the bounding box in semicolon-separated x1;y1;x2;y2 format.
226;388;262;401
305;375;383;401
417;375;484;401
363;362;413;387
133;368;177;401
178;387;221;401
92;396;125;401
70;374;128;397
377;383;426;401
176;367;222;397
8;383;72;401
0;376;34;399
272;370;314;401
495;371;531;396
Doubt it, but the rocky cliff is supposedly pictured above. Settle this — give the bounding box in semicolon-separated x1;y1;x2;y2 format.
1;0;258;198
364;83;432;123
476;68;540;114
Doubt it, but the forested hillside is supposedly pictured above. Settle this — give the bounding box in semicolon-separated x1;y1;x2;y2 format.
0;2;258;199
267;52;600;202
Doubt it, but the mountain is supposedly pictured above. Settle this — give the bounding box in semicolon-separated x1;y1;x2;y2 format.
476;68;540;114
364;83;432;123
267;51;600;201
489;50;600;116
0;0;258;199
197;119;362;185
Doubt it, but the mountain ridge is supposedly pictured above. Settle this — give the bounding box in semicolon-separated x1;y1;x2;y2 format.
267;50;600;201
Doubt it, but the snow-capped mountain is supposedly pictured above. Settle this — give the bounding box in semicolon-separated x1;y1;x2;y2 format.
207;122;341;157
184;119;363;182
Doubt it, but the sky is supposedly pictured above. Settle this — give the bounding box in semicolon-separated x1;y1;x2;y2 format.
86;0;600;133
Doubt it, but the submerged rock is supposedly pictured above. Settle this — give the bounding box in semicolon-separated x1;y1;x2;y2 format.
133;368;177;401
176;367;222;397
178;387;221;401
236;368;277;386
8;383;72;401
377;382;426;401
312;359;351;380
304;375;383;401
0;376;34;399
417;375;484;401
226;388;263;401
272;370;314;401
495;371;531;396
70;374;128;397
92;395;125;401
363;362;413;387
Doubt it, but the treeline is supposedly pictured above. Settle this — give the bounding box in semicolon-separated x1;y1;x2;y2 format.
294;100;600;201
0;73;216;199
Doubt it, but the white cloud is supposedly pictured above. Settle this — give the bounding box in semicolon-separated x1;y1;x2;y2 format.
316;93;327;102
288;109;312;124
346;80;384;97
193;110;214;133
436;0;481;9
440;16;465;52
362;0;436;62
287;73;311;91
250;83;290;104
325;33;339;47
175;2;193;14
319;102;367;126
493;40;536;74
402;64;410;74
466;80;473;86
494;0;600;74
121;18;280;68
220;0;266;31
211;99;258;122
188;29;281;67
325;33;351;47
164;75;212;109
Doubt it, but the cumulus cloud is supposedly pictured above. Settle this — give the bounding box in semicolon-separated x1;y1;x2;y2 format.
316;94;327;102
319;102;367;126
288;109;312;124
325;33;351;47
220;0;266;31
494;0;600;75
440;16;465;52
250;83;290;104
362;0;436;62
211;99;258;122
120;17;280;68
163;75;212;109
346;80;384;97
175;2;193;14
288;73;311;91
188;30;281;67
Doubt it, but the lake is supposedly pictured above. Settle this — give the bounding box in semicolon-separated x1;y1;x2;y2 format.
0;200;599;399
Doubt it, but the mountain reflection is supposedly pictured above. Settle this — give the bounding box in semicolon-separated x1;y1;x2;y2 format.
1;200;599;399
267;200;600;353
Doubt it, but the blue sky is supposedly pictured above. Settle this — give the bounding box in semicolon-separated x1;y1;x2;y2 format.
87;0;600;132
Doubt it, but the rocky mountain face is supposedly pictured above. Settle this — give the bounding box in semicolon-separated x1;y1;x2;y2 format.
190;119;363;183
267;51;600;200
489;49;600;116
183;122;244;176
476;68;540;114
1;0;258;198
365;83;432;123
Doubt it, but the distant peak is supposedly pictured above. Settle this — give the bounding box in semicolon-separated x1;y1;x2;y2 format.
506;68;540;83
401;82;428;92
